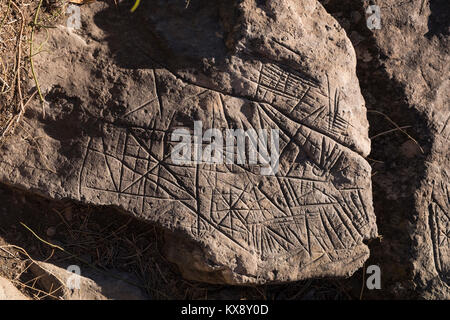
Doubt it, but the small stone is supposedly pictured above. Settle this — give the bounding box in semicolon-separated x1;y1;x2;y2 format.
29;261;148;300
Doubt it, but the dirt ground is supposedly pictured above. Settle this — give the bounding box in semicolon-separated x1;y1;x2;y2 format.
0;0;433;300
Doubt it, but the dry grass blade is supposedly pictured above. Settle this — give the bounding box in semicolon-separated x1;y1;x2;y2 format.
7;1;24;119
370;125;412;140
19;221;147;291
0;0;29;141
368;109;424;154
30;0;46;117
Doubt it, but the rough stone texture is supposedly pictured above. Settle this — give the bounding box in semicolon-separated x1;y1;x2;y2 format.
30;261;148;300
0;276;28;300
0;0;377;284
366;0;449;299
320;0;448;299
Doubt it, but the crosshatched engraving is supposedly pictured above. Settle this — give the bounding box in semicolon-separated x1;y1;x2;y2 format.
429;180;450;283
0;0;378;284
79;63;376;278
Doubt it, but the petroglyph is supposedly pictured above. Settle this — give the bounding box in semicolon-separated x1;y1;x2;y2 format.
78;63;376;281
429;180;450;284
0;0;377;283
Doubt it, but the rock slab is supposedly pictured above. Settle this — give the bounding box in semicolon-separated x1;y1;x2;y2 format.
0;0;377;284
0;276;28;300
361;0;449;298
30;261;148;300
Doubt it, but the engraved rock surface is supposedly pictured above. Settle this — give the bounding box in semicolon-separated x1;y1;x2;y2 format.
366;0;449;299
0;0;377;284
320;0;449;299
